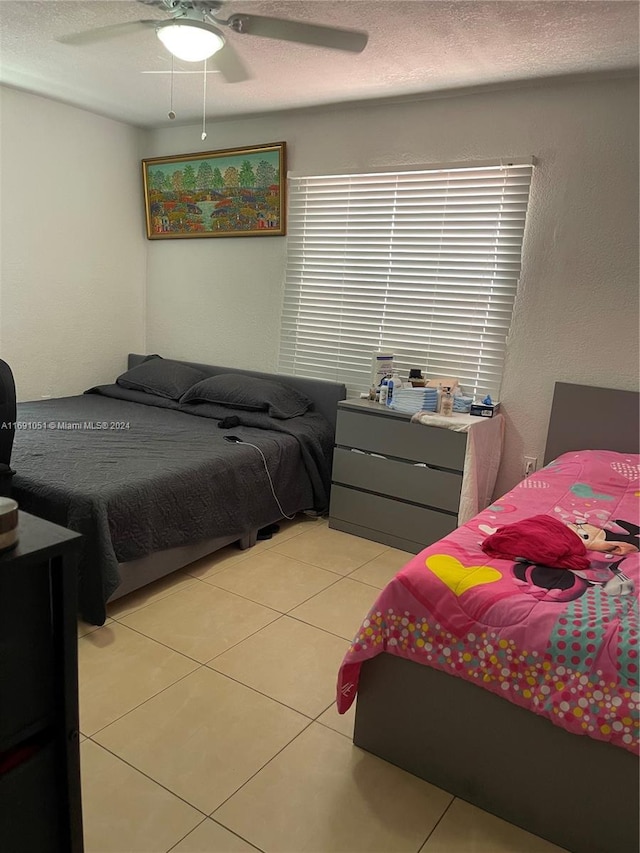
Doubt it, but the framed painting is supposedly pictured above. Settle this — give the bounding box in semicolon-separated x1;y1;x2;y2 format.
142;142;286;239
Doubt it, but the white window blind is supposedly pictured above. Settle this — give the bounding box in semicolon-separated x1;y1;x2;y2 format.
279;162;533;399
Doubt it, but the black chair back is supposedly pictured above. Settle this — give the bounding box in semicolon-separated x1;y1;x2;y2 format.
0;360;16;497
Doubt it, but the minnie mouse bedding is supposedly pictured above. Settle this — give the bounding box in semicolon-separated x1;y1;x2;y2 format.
337;450;640;754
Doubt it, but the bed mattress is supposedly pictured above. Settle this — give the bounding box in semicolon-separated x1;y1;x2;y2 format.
337;450;640;753
12;385;333;624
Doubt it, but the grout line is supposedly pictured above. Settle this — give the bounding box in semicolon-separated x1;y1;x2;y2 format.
286;612;357;644
84;738;212;820
106;573;202;621
110;552;373;649
204;657;317;721
283;573;348;612
203;612;285;663
164;816;209;853
313;698;337;721
266;545;369;576
163;814;267;853
200;564;347;615
208;816;267;852
85;664;205;739
108;592;283;663
183;551;256;582
415;795;456;852
85;631;321;742
312;698;355;740
201;607;353;661
82;668;340;848
208;717;316;818
314;718;353;740
109;576;366;651
81;617;207;667
88;714;317;841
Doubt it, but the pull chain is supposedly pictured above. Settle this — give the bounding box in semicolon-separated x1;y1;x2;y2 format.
168;54;176;120
201;57;207;141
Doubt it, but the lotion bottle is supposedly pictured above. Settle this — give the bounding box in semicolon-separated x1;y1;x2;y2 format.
379;376;390;405
386;373;402;406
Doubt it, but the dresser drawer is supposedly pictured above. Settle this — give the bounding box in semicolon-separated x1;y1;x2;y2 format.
335;410;466;470
332;448;462;513
330;485;458;548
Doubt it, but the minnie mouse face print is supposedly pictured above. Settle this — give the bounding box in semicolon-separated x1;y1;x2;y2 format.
567;519;640;557
508;519;638;601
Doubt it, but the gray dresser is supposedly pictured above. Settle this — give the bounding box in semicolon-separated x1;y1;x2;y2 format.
329;399;468;553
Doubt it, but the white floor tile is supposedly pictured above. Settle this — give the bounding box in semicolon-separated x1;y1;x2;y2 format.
289;577;379;640
203;549;339;613
213;722;452;853
81;740;201;853
209;616;349;717
272;525;388;575
78;621;198;736
118;582;279;663
94;667;309;814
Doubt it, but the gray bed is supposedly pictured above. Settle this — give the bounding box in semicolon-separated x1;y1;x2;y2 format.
12;355;346;624
352;382;640;853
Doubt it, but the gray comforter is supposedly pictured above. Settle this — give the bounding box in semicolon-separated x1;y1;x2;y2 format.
12;386;333;624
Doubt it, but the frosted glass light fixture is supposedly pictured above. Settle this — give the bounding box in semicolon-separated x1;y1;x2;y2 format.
157;21;225;63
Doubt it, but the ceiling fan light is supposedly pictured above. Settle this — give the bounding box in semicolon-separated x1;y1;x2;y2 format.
157;23;224;63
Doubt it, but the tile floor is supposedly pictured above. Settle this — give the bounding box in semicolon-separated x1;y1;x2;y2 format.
79;516;567;853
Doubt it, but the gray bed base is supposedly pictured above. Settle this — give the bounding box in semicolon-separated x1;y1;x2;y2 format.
108;354;346;603
353;382;640;853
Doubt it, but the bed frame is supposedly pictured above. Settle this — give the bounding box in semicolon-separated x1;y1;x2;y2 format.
109;355;346;602
353;382;640;853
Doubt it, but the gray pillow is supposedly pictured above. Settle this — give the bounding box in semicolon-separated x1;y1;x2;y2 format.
180;373;312;419
117;358;206;400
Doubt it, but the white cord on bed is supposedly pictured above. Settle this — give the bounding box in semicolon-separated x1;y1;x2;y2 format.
234;440;296;520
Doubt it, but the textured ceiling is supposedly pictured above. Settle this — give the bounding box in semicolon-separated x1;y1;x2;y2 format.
0;0;638;128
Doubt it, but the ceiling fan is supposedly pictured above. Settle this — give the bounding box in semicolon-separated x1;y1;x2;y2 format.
58;0;369;84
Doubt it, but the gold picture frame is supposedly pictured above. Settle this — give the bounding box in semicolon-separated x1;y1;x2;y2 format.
142;142;286;239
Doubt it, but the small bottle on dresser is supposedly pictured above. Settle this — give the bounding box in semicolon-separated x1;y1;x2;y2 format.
440;386;453;416
379;377;390;405
385;373;403;406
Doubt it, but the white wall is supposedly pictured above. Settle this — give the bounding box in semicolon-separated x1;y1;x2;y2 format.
0;86;147;400
143;75;639;495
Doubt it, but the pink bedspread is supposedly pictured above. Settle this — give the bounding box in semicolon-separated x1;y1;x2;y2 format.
337;450;640;753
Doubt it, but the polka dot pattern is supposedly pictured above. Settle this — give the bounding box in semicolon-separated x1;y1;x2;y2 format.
337;449;640;750
610;461;640;481
349;605;639;753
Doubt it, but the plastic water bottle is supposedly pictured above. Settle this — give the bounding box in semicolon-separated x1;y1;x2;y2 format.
386;373;403;406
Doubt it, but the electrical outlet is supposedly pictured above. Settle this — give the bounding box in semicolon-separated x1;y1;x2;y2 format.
523;456;537;477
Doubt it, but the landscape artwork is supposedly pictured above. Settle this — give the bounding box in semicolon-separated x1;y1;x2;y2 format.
142;142;286;239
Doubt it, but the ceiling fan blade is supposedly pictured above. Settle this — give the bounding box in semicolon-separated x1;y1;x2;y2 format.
223;14;368;53
211;42;251;83
57;20;158;45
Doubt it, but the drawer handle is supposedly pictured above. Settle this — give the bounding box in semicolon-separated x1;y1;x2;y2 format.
349;449;388;460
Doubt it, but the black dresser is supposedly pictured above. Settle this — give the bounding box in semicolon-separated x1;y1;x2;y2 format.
0;511;83;852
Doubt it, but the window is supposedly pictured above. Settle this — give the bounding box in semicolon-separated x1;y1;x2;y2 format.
279;161;533;398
